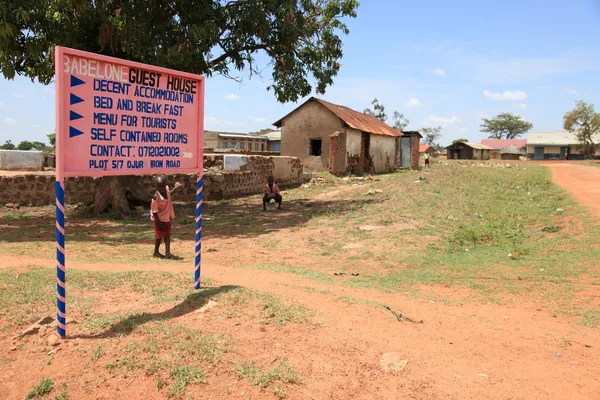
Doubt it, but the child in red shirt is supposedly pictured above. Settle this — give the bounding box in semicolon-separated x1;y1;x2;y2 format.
151;175;182;259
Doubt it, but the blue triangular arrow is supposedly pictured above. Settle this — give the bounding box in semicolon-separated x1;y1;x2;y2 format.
70;111;83;121
70;75;85;87
70;93;84;105
69;126;84;138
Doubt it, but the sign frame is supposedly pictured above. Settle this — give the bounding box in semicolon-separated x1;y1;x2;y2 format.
54;46;205;338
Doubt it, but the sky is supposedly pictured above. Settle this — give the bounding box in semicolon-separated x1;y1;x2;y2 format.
1;0;600;146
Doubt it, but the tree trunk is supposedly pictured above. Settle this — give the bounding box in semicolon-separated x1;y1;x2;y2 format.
91;176;153;215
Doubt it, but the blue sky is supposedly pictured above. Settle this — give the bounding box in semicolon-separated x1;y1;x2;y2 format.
1;0;600;146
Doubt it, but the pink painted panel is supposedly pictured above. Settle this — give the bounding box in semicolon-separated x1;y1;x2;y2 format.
55;46;204;178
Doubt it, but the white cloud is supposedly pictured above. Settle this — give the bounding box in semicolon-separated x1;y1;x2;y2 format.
483;89;527;101
513;103;528;109
404;97;423;108
422;114;461;128
224;94;240;100
466;54;593;83
1;117;17;126
565;88;579;95
13;94;25;99
427;68;446;76
459;127;468;133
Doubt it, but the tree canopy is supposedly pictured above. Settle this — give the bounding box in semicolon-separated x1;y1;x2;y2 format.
364;98;410;131
480;113;533;139
452;138;468;144
0;140;15;150
421;126;442;148
364;98;387;121
563;100;600;158
0;0;358;103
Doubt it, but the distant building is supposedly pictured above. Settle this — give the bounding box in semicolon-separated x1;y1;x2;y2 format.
273;97;420;172
203;130;281;153
419;144;435;156
481;139;526;160
446;142;493;160
526;130;599;160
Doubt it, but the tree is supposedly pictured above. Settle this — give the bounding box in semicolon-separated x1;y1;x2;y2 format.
364;98;387;121
364;98;410;131
31;141;48;150
0;0;358;103
421;126;442;147
17;141;34;150
452;138;468;144
47;133;56;147
480;113;533;139
392;111;409;131
0;140;16;150
563;100;600;158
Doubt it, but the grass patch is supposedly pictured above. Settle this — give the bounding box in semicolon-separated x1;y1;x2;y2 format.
167;365;206;398
25;378;54;399
235;360;302;388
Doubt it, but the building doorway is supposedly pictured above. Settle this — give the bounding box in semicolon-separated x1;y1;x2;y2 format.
400;136;411;168
534;147;544;160
310;139;322;156
560;147;570;160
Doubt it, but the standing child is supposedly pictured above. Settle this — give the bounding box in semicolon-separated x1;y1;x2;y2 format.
263;175;282;211
424;152;431;169
151;175;182;259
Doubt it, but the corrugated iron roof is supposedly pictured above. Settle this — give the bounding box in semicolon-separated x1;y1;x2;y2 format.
273;97;403;137
526;130;582;145
481;139;527;149
446;142;494;150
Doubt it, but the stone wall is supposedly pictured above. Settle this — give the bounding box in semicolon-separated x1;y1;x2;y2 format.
0;154;306;206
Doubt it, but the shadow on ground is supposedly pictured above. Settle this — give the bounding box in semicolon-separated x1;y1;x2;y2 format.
72;285;239;339
0;196;385;243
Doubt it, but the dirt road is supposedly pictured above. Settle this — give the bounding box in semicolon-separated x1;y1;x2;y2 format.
547;162;600;217
3;254;599;400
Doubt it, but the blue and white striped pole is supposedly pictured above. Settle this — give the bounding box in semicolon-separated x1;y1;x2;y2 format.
194;175;203;289
56;180;67;337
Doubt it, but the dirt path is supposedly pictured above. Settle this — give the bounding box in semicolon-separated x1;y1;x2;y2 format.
3;255;599;400
547;163;600;217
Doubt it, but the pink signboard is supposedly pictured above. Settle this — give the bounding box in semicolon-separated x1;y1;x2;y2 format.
53;47;205;338
55;46;204;179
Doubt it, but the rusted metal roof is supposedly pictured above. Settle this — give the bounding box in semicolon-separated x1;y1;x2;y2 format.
419;144;432;153
273;97;403;137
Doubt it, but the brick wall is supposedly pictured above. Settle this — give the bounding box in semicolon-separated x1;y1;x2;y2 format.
0;154;306;206
410;135;421;170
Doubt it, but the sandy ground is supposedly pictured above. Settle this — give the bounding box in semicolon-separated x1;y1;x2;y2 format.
1;163;600;399
546;162;600;217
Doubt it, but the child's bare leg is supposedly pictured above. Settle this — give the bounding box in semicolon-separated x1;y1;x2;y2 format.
154;238;164;258
165;237;181;260
165;237;172;257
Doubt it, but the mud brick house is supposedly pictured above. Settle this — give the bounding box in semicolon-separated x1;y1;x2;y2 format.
446;142;493;160
481;139;526;160
273;97;420;173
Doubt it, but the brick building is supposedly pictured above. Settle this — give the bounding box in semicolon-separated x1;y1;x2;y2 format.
273;97;420;173
203;130;281;153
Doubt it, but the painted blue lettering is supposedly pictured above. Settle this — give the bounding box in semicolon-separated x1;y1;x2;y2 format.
117;98;134;111
93;113;118;126
94;96;113;109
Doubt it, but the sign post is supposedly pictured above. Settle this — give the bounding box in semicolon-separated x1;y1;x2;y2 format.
54;46;205;337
